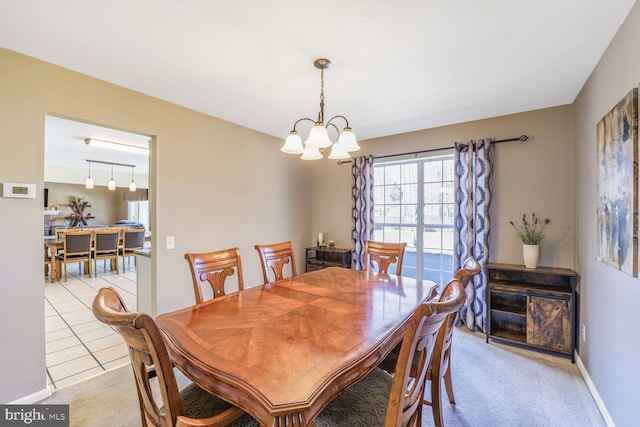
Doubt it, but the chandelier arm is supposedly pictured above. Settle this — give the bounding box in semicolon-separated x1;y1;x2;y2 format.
326;122;340;138
292;117;316;131
325;115;350;129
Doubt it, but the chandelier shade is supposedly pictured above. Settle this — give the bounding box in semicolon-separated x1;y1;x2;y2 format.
301;146;323;160
328;141;351;160
281;58;359;160
337;128;360;152
304;123;332;149
281;131;304;154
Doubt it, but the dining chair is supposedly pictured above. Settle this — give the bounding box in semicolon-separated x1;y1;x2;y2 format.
453;256;482;291
121;228;145;273
55;229;93;281
53;227;73;256
91;286;247;427
44;243;52;280
363;240;407;275
54;227;70;241
93;229;121;276
377;256;482;427
106;226;126;242
312;278;466;427
184;248;244;304
424;256;482;427
254;240;297;284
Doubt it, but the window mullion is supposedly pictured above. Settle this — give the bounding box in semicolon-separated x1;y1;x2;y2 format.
416;161;424;277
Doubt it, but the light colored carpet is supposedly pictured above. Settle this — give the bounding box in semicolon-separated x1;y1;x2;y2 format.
38;327;605;426
436;327;605;427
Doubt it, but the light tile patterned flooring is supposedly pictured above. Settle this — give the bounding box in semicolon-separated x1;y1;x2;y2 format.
45;259;137;391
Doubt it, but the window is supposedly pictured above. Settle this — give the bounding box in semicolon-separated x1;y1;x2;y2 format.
128;200;150;233
373;156;454;286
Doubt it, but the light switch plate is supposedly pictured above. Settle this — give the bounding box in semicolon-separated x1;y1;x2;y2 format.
166;236;175;250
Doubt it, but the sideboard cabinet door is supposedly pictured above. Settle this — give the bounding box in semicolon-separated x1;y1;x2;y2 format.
526;294;571;353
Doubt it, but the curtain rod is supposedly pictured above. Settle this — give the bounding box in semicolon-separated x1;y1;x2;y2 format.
337;134;529;165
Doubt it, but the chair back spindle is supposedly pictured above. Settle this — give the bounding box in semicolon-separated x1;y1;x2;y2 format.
254;241;297;284
184;248;244;304
363;240;407;275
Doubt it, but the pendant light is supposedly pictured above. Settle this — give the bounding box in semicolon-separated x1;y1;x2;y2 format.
85;160;94;189
108;164;116;190
129;166;137;192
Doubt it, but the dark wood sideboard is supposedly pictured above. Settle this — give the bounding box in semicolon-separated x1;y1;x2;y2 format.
486;262;578;362
305;247;352;271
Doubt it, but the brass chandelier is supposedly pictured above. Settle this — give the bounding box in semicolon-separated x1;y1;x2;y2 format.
281;58;360;160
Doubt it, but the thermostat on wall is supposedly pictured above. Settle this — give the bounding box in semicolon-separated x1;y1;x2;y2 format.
3;182;36;199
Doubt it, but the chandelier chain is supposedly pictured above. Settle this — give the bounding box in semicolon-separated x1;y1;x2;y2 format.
319;67;325;123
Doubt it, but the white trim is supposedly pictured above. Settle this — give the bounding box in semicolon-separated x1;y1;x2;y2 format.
9;386;51;404
575;352;616;427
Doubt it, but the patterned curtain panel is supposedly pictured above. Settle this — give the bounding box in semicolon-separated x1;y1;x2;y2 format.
454;139;494;332
351;155;375;269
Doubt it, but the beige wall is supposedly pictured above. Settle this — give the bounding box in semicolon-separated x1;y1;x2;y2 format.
573;2;640;425
0;48;311;403
45;182;125;228
312;105;576;269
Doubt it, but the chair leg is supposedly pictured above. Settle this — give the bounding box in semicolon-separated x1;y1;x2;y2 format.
431;378;444;427
54;260;61;282
443;359;455;404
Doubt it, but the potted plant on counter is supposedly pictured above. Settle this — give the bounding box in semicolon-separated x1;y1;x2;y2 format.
510;212;550;269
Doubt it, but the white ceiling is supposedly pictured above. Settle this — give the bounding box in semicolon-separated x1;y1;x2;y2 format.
1;0;637;168
44;116;150;174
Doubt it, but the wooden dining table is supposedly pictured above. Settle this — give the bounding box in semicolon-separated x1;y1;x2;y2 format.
156;267;437;426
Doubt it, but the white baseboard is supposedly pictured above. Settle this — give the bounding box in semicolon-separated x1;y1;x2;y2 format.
575;352;616;427
9;386;52;404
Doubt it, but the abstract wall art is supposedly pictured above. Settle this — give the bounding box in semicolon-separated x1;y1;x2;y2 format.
596;87;638;277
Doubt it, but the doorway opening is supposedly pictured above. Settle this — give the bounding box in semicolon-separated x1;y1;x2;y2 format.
43;115;152;390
